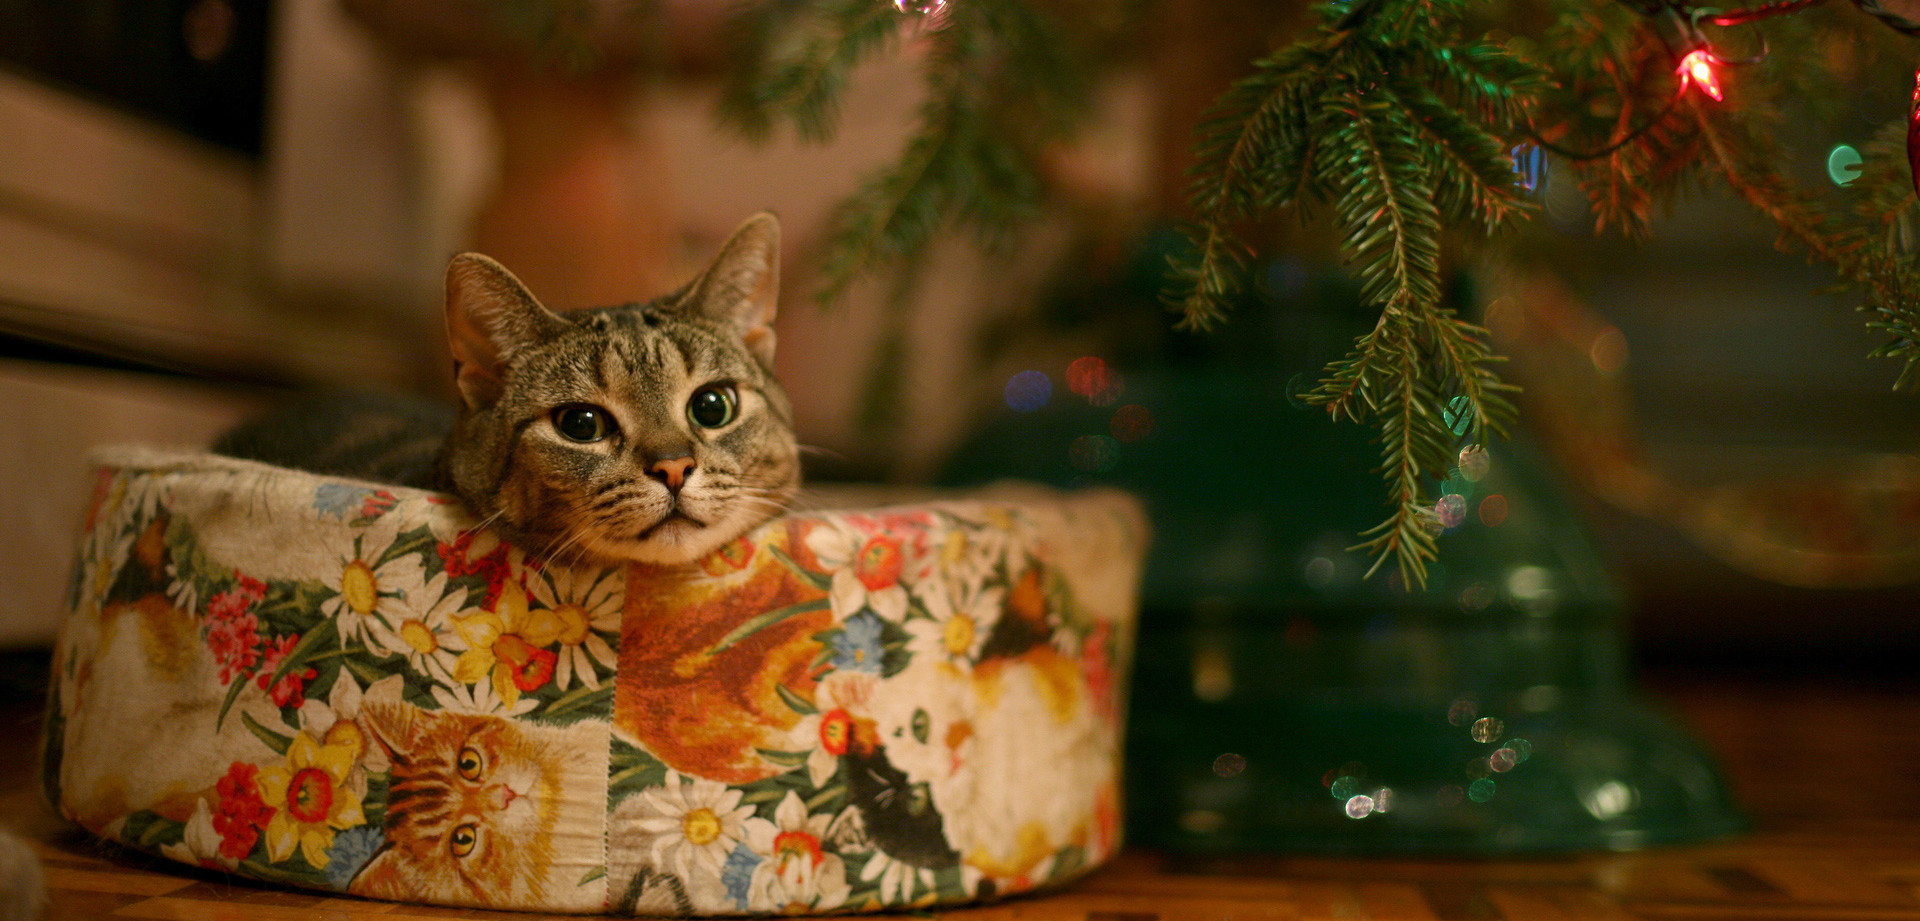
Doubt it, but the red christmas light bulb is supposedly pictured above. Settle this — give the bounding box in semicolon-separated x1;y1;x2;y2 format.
1908;64;1920;199
1677;49;1724;102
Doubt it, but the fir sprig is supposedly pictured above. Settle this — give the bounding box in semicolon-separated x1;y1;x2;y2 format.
1167;0;1543;583
718;0;903;143
708;0;1920;585
723;0;1101;305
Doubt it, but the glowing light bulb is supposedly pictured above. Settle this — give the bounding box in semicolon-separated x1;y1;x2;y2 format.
1677;49;1723;102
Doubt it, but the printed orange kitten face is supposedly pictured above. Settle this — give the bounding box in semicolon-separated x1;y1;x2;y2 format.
349;704;604;910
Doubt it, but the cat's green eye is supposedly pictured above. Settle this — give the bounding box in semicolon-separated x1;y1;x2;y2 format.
687;385;737;429
457;746;483;781
450;823;479;857
553;404;614;443
911;708;931;744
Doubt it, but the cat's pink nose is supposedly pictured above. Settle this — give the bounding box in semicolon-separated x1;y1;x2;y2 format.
649;456;695;492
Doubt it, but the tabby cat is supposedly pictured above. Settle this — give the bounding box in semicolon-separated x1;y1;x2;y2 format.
350;701;608;910
216;213;801;566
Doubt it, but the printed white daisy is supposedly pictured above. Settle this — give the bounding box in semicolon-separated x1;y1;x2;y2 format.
315;514;428;649
911;508;1010;605
628;771;758;883
427;666;540;717
804;519;916;623
905;579;1004;668
523;564;622;691
163;561;202;620
363;571;471;686
744;793;852;911
119;466;174;528
70;522;135;624
858;848;935;904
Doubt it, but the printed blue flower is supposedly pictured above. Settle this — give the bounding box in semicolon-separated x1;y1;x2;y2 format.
720;843;761;910
323;825;385;889
828;610;887;674
312;483;365;519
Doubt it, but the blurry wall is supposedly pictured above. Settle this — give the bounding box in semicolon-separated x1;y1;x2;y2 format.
0;0;1151;645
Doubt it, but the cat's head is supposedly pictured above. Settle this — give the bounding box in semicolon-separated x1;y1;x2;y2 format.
440;213;801;566
349;703;599;907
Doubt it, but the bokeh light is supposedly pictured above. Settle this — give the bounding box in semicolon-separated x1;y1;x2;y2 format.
1510;143;1546;192
1003;370;1051;412
1589;326;1629;374
1345;795;1376;819
1110;403;1153;442
1444;395;1474;436
1468;778;1497;803
1458;445;1491;482
1471;716;1505;744
1435;494;1468;529
1066;356;1122;405
1069;434;1119;472
1828;143;1863;187
1582;780;1636;819
1478;494;1509;527
1212;753;1247;777
1302;556;1336;590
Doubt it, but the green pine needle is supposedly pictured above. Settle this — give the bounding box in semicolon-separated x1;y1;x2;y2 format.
713;0;1920;585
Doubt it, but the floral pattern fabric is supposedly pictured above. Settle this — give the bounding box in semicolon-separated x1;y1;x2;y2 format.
44;449;1147;915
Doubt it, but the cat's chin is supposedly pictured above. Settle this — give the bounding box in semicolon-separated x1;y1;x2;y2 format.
579;516;747;567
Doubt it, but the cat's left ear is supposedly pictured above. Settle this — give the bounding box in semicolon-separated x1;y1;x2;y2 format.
679;212;781;367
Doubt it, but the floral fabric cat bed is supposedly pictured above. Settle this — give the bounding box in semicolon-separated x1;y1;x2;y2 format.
43;448;1147;914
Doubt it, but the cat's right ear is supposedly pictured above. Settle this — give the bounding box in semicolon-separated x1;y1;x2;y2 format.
445;254;565;408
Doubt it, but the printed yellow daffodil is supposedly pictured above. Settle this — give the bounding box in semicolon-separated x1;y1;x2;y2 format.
451;580;563;708
256;729;367;869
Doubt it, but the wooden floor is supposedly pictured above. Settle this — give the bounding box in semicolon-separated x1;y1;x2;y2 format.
9;673;1920;920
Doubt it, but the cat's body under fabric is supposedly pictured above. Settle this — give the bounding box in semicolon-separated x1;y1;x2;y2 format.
216;214;801;567
214;391;454;488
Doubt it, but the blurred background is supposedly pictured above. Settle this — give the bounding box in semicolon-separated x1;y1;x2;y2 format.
1;0;1916;685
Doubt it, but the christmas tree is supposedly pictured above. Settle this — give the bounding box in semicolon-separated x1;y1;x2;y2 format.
514;0;1920;583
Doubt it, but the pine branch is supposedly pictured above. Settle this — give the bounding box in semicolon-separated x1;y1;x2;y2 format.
1850;120;1920;388
718;0;903;143
1164;0;1543;584
1384;67;1537;231
1165;223;1253;332
731;0;1100;306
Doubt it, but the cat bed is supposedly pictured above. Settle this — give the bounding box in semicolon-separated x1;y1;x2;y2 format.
43;448;1147;914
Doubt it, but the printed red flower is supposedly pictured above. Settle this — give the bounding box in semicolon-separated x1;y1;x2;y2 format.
853;536;905;592
438;531;512;598
83;468;114;532
257;633;318;708
357;490;398;521
817;709;854;756
212;761;274;860
205;603;261;686
1081;621;1119;722
234;573;267;603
